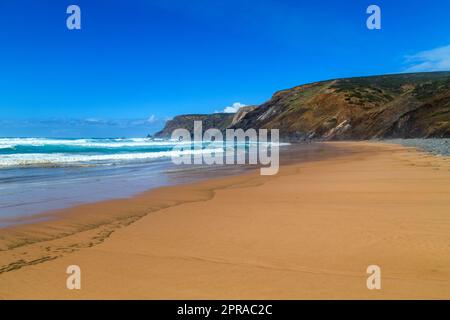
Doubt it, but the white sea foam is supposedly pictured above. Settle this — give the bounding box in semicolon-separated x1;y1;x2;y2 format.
0;138;290;168
0;138;289;149
0;138;194;148
0;148;225;168
0;144;14;149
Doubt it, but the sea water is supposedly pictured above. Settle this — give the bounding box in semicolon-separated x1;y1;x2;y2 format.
0;137;229;227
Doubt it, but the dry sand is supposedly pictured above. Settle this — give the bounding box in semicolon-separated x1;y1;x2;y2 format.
1;142;449;299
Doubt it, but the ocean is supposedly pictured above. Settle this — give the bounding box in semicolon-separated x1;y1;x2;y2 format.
0;137;226;167
0;137;286;227
0;137;232;227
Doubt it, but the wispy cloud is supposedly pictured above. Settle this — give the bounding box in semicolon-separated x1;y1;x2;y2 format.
404;44;450;72
146;114;158;124
215;102;247;114
0;116;164;134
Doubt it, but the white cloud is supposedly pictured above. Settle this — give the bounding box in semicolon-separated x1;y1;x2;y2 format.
146;114;157;124
9;117;163;128
216;102;247;113
404;44;450;72
84;118;102;123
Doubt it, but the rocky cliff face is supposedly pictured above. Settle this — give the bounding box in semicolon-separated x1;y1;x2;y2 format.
230;72;450;141
154;113;234;138
155;72;450;141
230;106;258;126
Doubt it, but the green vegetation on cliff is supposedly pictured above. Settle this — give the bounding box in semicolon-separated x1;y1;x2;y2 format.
155;72;450;141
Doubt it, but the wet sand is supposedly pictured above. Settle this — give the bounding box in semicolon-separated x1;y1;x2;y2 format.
1;142;449;299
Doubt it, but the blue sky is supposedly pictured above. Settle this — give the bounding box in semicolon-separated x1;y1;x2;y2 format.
0;0;449;137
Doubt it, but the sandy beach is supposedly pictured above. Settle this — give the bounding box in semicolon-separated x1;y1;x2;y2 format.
1;141;450;299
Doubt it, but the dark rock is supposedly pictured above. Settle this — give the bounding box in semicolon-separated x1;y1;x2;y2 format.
155;72;450;141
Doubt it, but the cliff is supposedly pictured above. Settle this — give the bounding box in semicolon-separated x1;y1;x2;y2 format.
230;106;258;126
155;72;450;141
154;113;234;138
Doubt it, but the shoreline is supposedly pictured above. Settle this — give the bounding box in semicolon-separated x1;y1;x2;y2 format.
0;141;292;228
0;143;336;251
1;141;450;299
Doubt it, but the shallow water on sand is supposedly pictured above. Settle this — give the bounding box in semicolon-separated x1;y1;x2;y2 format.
0;138;304;227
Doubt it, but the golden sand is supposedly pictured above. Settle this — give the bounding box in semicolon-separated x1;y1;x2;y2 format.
1;142;449;299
